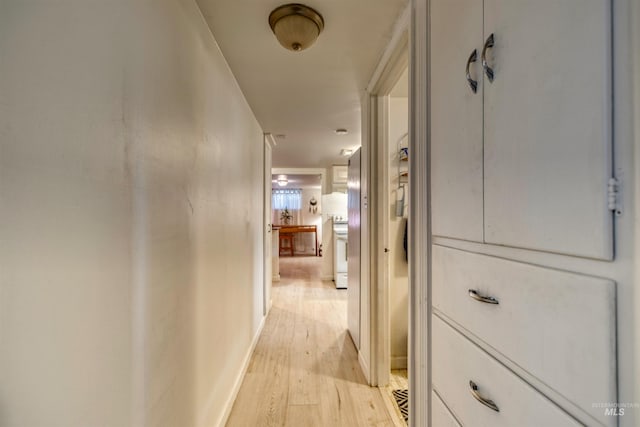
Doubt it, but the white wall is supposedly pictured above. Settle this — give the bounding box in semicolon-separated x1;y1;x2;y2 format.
388;97;409;367
0;1;264;426
297;187;322;254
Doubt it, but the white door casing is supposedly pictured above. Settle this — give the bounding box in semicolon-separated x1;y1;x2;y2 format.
364;4;410;389
410;0;431;424
264;135;274;315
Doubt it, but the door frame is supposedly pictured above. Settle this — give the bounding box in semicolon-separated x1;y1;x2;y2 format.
270;167;327;264
363;4;409;387
363;1;432;426
408;1;431;425
264;134;276;315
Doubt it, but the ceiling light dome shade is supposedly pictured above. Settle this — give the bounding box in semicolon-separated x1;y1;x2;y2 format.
269;4;324;52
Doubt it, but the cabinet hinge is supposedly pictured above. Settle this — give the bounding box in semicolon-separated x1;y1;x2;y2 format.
607;178;622;216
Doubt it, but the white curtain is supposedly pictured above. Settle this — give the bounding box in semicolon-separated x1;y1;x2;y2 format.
273;189;302;225
272;189;302;210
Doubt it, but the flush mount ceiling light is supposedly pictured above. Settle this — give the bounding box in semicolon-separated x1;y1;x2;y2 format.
335;128;348;135
340;149;353;157
277;175;289;186
269;4;324;52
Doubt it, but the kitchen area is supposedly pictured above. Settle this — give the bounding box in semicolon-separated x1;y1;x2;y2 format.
270;166;350;290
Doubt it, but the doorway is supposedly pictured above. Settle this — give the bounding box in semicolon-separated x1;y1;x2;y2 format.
387;69;409;374
382;69;410;425
270;168;326;281
359;4;411;424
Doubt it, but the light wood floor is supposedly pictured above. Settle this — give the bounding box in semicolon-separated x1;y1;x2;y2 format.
226;256;397;427
381;370;409;426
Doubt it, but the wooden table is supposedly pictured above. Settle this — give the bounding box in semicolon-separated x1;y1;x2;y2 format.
275;225;318;256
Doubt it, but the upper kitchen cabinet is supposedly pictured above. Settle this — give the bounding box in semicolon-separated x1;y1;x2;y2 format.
430;0;485;243
483;0;613;260
431;0;613;260
331;165;348;193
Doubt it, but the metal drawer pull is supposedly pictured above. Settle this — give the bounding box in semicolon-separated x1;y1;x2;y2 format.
465;49;478;93
469;380;500;412
468;289;499;304
481;33;495;82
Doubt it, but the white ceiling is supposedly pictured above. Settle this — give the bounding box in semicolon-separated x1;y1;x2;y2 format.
196;0;408;168
272;173;322;189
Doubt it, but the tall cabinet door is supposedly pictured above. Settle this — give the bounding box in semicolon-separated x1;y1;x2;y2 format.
347;149;361;349
483;0;613;259
430;0;484;242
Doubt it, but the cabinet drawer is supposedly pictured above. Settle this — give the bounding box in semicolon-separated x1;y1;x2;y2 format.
432;245;616;425
432;390;461;427
433;316;581;427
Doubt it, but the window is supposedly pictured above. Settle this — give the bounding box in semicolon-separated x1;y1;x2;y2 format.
272;189;302;210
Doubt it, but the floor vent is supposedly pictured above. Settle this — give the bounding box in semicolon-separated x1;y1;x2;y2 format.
392;389;409;424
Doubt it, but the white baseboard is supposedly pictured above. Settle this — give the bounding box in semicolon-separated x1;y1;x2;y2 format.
391;356;408;370
208;315;266;427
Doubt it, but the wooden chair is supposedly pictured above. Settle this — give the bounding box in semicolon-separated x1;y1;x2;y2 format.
279;233;294;256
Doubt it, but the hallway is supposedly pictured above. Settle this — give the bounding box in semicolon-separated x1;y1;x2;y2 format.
226;257;397;426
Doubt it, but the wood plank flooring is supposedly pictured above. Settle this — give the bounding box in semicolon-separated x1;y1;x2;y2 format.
226;256;396;427
381;370;409;426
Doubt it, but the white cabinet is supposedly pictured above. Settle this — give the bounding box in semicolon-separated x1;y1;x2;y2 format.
332;165;348;183
331;165;348;193
483;0;613;259
429;1;617;426
431;0;613;260
431;0;484;243
432;391;461;427
433;245;616;425
433;316;582;427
